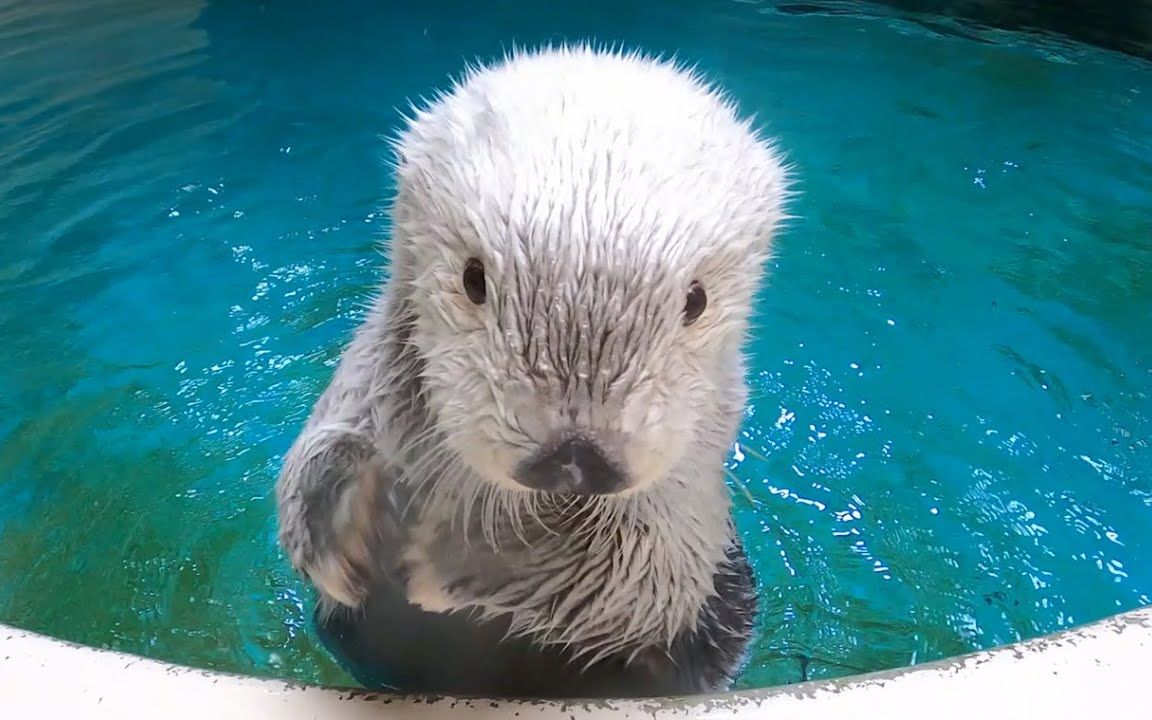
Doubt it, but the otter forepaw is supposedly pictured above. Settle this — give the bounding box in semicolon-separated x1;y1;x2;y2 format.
399;546;460;614
276;426;404;610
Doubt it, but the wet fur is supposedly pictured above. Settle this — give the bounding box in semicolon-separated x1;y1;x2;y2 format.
276;44;791;697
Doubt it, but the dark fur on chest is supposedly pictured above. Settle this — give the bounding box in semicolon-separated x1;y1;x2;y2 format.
314;539;758;699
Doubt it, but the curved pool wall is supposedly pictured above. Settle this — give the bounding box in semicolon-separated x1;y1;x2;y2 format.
3;608;1151;717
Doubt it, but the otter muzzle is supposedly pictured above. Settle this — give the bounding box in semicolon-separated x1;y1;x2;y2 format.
514;437;627;496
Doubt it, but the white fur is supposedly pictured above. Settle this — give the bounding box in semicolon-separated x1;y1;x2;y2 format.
276;43;792;669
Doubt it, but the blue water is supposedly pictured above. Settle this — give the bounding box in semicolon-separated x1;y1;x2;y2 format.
0;0;1149;691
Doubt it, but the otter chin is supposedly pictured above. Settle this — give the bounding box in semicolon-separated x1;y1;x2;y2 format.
275;43;792;699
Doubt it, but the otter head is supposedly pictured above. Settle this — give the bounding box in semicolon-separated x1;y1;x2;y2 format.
386;46;790;498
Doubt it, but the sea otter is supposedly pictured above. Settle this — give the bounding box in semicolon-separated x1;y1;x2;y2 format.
276;44;791;699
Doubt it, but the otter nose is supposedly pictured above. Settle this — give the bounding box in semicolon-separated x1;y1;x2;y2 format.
515;438;626;495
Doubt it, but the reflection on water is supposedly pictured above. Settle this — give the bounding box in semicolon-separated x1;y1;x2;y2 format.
0;0;1150;690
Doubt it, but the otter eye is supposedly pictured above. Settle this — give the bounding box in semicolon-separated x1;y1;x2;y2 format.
683;281;706;326
462;258;487;305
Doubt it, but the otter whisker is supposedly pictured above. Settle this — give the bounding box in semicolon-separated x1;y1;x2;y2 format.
724;468;761;508
733;442;772;465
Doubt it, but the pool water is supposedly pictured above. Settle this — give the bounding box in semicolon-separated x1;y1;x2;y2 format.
1;0;1150;691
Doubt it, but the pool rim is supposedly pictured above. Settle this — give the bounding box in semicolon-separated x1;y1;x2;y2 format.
2;605;1148;717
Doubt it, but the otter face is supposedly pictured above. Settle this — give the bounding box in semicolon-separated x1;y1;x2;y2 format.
387;46;790;497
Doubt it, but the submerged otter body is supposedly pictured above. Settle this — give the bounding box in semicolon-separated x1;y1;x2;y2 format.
316;539;757;698
275;45;791;699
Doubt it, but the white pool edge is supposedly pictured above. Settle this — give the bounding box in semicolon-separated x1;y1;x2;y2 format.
2;607;1149;718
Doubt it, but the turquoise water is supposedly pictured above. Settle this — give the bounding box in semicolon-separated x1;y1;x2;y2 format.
1;0;1150;691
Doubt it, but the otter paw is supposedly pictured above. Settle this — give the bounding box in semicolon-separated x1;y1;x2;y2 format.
400;548;459;614
276;428;402;609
